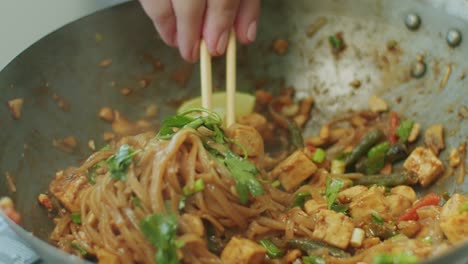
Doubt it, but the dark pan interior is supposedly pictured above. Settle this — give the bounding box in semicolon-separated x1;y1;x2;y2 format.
0;0;467;263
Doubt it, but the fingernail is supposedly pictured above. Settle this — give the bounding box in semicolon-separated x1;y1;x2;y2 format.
216;30;229;55
247;21;257;42
191;40;200;62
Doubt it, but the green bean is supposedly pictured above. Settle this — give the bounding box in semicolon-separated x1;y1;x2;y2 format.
385;143;408;163
287;239;350;258
354;172;417;187
345;129;384;167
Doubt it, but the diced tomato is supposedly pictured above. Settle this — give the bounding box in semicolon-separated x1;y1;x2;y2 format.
307;145;316;153
389;112;399;144
399;193;441;221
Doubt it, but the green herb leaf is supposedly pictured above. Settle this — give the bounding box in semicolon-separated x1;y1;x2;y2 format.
371;213;384;225
329;35;343;50
140;213;181;264
70;242;87;255
293;192;311;208
460;202;468;213
303;255;326;264
106;144;138;181
224;150;264;204
158;115;194;139
325;177;345;210
87;160;106;184
396;120;414;143
259;239;284;258
330;203;349;213
178;196;186;210
71;213;81;224
372;253;419;264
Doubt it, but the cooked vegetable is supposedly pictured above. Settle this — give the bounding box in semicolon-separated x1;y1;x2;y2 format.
331;159;346;174
293;192;312;208
312;148;327;163
107;144;139;181
461;202;468;213
70;242;88;256
288;121;304;149
367;142;390;174
302;255;326;264
373;253;419;264
329;33;345;53
389;112;399;144
182;178;205;196
140;213;181;264
71;213;82;224
385;143;408;163
287;239;350;258
396;120;414;143
130;196;141;207
371;213;384;225
326;177;345;210
399;193;441;221
345;129;385;167
259;239;284;258
350;228;365;247
424;124;445;155
354;172;417;187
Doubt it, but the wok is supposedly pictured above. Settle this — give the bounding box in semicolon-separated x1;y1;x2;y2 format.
0;0;467;263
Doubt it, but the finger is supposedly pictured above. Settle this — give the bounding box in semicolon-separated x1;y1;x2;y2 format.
203;0;241;56
172;0;206;62
139;0;177;47
235;0;261;44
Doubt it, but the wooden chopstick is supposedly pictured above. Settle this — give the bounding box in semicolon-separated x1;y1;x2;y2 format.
200;40;213;110
225;29;237;127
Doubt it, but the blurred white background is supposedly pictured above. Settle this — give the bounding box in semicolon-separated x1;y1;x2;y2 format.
0;0;128;70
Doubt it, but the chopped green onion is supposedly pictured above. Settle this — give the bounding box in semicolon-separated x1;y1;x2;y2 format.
396;120;414;143
178;196;186;210
293;192;311;208
288;121;304;149
325;177;345;210
312;148;326;163
460;202;468;213
183;178;205;196
70;242;87;255
331;159;346;174
303;256;326;264
259;239;284;258
372;253;419;264
71;213;82;224
422;236;433;244
271;180;281;188
371;213;384;225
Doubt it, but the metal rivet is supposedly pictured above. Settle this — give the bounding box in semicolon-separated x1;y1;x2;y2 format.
405;13;421;31
446;29;462;47
411;61;426;78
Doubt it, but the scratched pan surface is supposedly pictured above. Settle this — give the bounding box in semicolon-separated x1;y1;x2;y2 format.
0;0;467;263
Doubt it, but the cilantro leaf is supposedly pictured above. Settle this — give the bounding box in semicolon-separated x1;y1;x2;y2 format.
325;177;345;210
224;150;264;204
158;115;194;139
140;213;181;264
106;144;138;181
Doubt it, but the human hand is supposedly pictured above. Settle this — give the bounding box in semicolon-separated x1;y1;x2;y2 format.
139;0;261;62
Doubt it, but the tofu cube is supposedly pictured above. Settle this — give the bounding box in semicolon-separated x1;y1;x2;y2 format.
270;150;317;191
440;194;468;244
338;185;368;204
312;209;355;249
304;199;327;215
349;187;389;223
403;147;444;187
226;124;264;157
221;237;266;264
